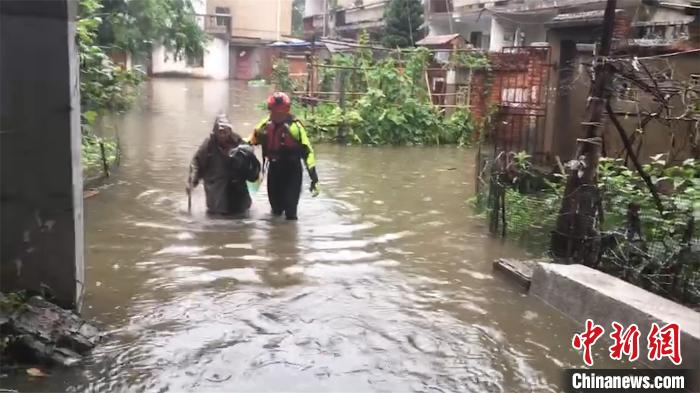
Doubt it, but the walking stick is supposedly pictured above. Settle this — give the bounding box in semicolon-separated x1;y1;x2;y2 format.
187;187;192;214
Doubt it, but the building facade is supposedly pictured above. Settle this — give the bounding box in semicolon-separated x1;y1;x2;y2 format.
152;0;292;80
419;0;698;163
424;0;503;50
304;0;388;40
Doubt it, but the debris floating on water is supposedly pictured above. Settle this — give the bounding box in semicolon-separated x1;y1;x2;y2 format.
26;368;47;378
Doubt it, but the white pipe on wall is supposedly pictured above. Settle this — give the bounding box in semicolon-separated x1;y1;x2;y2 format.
276;0;281;40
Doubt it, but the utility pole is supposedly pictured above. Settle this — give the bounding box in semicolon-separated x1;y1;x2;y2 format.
551;0;618;266
323;0;328;37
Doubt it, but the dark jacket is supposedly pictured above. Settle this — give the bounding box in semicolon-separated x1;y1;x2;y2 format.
189;136;260;215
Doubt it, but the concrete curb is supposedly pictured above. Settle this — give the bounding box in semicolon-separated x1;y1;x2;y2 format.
530;263;700;370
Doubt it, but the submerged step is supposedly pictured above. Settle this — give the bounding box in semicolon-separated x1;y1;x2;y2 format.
492;258;536;289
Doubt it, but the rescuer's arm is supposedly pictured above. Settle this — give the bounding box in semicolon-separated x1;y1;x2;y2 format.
295;121;319;196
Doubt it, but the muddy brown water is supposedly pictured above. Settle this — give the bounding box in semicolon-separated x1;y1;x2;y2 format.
3;80;621;392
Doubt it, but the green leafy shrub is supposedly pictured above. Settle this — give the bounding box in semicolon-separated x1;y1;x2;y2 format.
478;152;699;304
77;0;207;180
295;50;480;146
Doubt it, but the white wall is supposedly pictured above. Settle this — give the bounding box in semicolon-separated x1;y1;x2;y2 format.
489;17;507;51
204;38;229;79
338;0;385;7
152;37;229;80
428;17;492;50
191;0;205;15
489;17;547;51
305;0;324;17
345;5;384;24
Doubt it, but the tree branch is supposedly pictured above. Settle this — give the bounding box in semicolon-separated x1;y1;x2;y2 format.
606;101;665;215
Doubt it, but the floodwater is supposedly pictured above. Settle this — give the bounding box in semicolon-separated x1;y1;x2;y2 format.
5;80;619;392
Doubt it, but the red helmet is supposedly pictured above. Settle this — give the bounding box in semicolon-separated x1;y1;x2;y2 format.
267;92;291;112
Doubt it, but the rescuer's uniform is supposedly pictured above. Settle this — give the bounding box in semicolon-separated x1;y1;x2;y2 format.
249;92;318;220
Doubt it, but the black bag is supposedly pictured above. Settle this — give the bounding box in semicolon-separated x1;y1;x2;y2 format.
228;145;261;183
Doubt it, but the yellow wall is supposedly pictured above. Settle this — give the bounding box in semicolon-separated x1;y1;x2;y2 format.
208;0;292;40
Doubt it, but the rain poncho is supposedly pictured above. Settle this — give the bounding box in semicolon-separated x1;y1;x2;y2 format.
189;117;260;215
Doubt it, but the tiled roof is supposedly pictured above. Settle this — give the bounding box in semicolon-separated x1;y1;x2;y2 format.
416;34;464;46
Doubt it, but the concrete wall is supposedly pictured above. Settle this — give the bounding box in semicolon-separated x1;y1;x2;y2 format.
544;26;600;162
305;0;324;17
489;17;548;51
429;18;492;50
190;0;206;16
545;27;698;164
338;0;385;8
230;46;273;80
489;17;508;51
531;263;700;370
0;0;84;309
108;50;133;70
343;2;385;25
152;37;229;80
603;53;699;163
208;0;292;40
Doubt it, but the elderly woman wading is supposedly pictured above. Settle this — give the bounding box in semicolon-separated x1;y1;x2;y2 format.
187;115;260;215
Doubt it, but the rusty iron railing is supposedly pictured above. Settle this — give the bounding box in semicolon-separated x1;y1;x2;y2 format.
491;46;553;164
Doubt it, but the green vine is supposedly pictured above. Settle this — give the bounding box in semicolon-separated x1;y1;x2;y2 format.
294;49;478;146
476;153;699;304
449;51;491;71
271;58;298;92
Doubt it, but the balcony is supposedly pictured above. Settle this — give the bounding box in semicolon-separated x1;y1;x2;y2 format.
303;14;326;40
426;0;509;18
195;13;232;39
338;3;386;26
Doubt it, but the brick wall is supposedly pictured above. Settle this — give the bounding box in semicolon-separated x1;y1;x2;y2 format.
465;48;551;158
613;11;631;40
468;48;550;121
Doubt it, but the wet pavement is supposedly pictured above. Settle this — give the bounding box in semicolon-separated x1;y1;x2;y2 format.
3;80;619;392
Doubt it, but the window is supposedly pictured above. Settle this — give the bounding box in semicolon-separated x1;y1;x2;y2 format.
435;51;450;63
215;6;230;26
430;0;453;13
187;53;204;67
456;85;471;107
470;31;483;48
336;10;346;26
